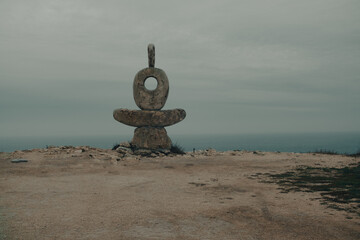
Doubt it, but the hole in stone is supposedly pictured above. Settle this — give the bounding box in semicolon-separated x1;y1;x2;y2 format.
144;77;158;90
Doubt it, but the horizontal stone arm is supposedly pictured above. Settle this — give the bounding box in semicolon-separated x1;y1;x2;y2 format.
113;109;186;127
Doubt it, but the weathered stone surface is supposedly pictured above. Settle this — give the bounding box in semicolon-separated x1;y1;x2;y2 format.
133;67;169;110
133;149;153;156
119;141;131;148
116;146;133;155
148;44;155;68
113;44;186;150
113;108;186;127
132;127;171;149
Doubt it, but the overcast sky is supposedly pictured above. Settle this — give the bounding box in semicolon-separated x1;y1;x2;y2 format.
1;0;359;137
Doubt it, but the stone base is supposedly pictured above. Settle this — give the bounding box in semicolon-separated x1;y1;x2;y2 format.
131;127;172;150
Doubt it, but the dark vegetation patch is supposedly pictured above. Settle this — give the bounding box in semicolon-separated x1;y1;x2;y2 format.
310;149;360;158
311;149;340;155
207;185;247;194
164;165;174;169
259;162;360;216
189;182;206;187
112;143;120;150
170;143;185;155
347;150;360;158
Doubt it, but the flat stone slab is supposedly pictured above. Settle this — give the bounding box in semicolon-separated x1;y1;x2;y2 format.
113;109;186;127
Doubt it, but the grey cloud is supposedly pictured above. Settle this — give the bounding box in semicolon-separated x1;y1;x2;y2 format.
1;0;359;137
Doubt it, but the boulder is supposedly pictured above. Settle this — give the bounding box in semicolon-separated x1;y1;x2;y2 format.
132;127;171;150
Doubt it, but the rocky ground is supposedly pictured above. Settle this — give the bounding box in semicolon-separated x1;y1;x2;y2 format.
0;146;359;239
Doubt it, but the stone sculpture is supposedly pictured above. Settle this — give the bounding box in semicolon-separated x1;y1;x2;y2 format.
113;44;186;150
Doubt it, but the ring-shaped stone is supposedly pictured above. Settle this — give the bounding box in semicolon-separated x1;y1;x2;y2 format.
133;67;169;110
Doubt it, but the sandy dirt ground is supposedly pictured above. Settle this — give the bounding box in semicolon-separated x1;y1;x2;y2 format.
0;146;359;240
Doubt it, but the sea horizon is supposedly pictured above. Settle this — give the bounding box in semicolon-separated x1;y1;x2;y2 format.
1;132;360;154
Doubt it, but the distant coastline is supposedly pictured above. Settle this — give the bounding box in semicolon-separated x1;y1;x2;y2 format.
1;132;360;154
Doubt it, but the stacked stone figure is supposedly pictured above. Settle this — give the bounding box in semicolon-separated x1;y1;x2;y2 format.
113;44;186;150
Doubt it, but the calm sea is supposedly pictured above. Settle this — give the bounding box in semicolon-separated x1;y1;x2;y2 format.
1;132;360;154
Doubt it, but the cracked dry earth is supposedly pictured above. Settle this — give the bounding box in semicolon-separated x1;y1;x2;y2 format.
0;147;359;239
